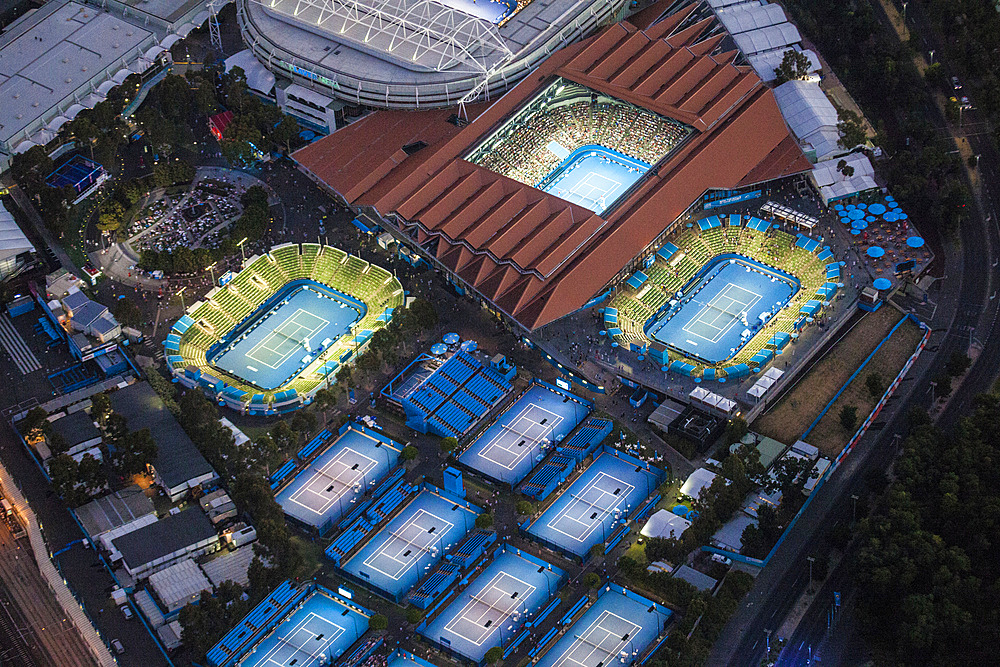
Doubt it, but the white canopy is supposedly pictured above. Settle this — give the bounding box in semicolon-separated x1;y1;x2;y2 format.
773;79;843;161
748;384;767;398
640;510;691;540
0;202;36;262
689;386;710;403
763;367;784;381
680;468;719;500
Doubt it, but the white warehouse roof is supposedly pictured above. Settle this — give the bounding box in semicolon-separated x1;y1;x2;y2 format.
747;48;821;83
716;3;788;35
148;558;212;612
0;201;34;263
810;152;878;204
772;79;843;161
732;23;801;56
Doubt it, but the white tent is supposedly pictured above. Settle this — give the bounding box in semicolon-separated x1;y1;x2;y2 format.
748;47;821;83
680;468;719;500
763;367;784;381
0;202;36;276
810;152;878;205
773;79;843;161
748;384;767;398
716;4;788;35
225;50;277;96
689;386;710;404
640;510;691;540
732;23;801;56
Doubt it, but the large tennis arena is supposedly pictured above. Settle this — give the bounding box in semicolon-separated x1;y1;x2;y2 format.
165;243;403;413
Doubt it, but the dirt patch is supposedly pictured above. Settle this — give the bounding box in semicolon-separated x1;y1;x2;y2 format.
753;307;908;446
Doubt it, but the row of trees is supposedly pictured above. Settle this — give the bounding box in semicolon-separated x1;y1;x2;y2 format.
853;398;1000;662
783;0;971;237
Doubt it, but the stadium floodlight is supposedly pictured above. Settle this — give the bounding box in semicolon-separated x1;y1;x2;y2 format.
206;261;217;285
237;237;249;264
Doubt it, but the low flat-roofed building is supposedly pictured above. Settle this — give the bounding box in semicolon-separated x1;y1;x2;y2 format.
111;508;219;579
76;485;155;540
148;558;213;612
49;410;102;458
109;382;217;500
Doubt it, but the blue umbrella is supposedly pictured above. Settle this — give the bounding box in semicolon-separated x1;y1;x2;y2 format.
893;207;903;214
885;195;896;202
899;213;909;221
694;377;702;383
461;340;477;352
430;343;448;355
906;236;925;248
834;204;844;211
867;246;885;258
851;220;868;230
851;229;861;235
443;332;460;345
873;278;892;290
846;204;856;210
883;212;898;223
773;223;781;229
686;222;693;228
857;202;867;210
866;215;876;222
849;209;865;220
869;203;887;215
661;365;669;372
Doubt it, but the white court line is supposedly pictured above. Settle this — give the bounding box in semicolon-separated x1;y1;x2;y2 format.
476;403;563;472
362;509;454;581
442;571;537;646
257;611;344;667
246;309;330;369
550;611;641;667
287;447;379;516
681;283;762;345
546;472;635;544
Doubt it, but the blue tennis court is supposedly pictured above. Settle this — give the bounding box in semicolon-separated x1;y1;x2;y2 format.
342;488;479;600
645;255;798;364
459;383;591;485
276;427;401;532
419;548;565;662
239;589;369;667
210;283;363;390
537;145;650;214
535;585;671;667
527;451;662;558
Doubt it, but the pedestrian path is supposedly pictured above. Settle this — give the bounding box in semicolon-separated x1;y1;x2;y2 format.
0;314;41;374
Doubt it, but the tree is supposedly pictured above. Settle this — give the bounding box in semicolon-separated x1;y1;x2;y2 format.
113;428;158;478
405;607;424;624
20;407;49;442
312;388;337;424
440;436;458;454
723;417;749;446
270;421;298;455
945;351;971;377
515;500;534;516
272;116;300;154
78;453;106;494
837;109;869;149
484;647;504;665
401;446;419;462
866;372;884;398
112;298;143;328
839;405;858;431
475;513;494;529
48;454;89;506
369;614;388;631
589;543;606;559
90;393;112;427
582;572;601;589
408;298;438;330
773;49;813;85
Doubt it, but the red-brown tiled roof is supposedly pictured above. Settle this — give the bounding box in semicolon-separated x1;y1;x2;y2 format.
293;2;812;331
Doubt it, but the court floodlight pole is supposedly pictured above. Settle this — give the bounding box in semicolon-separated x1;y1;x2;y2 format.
206;261;217;286
237;236;249;267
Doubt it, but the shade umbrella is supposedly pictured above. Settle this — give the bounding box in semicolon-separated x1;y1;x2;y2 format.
460;340;478;352
906;236;925;248
866;215;876;222
851;229;861;235
443;332;460;345
851;220;868;230
883;211;898;223
849;209;865;220
899;213;909;221
834;204;844;211
857;202;867;210
873;278;892;290
868;203;887;215
430;343;448;355
846;204;856;210
867;246;885;258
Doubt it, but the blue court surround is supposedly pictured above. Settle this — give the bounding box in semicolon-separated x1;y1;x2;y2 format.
536;145;651;215
208;280;364;390
276;427;401;533
534;585;671;667
527;451;662;558
238;589;369;667
644;254;798;365
341;488;480;600
459;383;591;485
418;548;565;662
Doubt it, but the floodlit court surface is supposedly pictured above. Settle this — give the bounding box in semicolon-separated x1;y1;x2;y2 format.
537;146;650;215
276;427;400;532
534;586;671;667
238;589;368;667
419;549;565;662
343;488;479;600
527;452;661;558
459;384;591;484
645;255;798;364
439;0;517;23
210;283;363;390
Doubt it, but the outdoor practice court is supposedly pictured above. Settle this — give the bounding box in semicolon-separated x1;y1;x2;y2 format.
343;489;479;599
459;384;591;484
238;590;368;667
419;550;565;662
276;427;400;531
534;587;671;667
537;146;650;215
211;284;363;389
527;452;661;557
646;256;797;364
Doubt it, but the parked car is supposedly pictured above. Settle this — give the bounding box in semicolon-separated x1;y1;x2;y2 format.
111;639;125;655
120;605;132;620
952;76;962;90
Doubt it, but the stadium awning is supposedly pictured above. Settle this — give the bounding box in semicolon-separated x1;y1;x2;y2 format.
626;271;648;290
